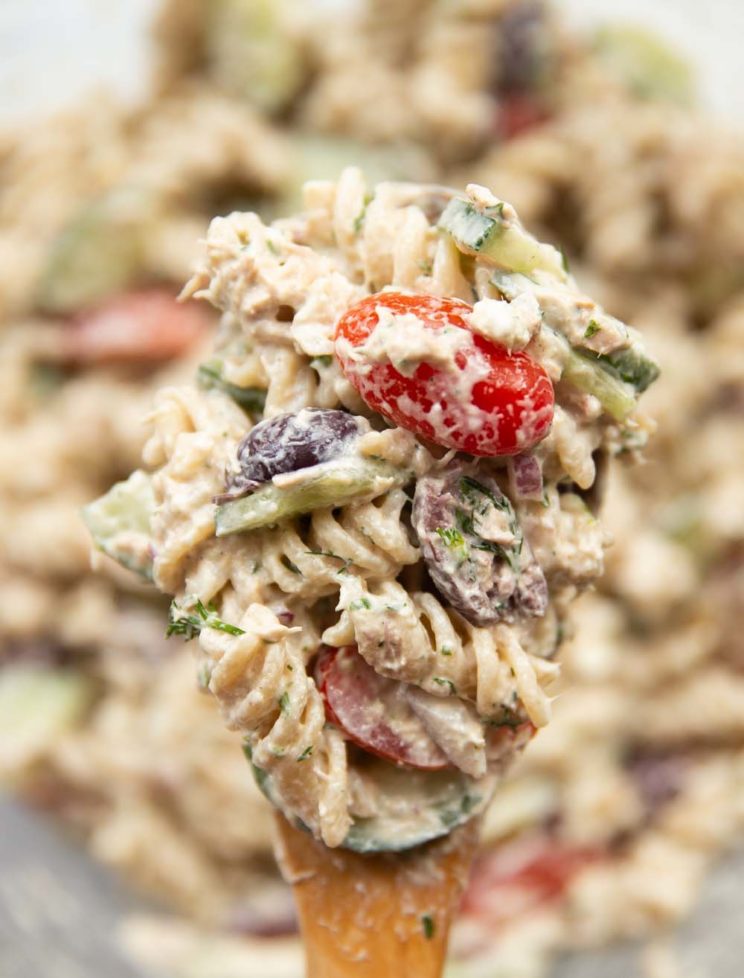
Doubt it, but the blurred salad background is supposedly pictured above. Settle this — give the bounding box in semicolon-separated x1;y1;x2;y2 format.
1;2;742;978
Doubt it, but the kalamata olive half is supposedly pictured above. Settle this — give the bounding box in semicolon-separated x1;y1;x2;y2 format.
412;462;548;627
220;408;365;501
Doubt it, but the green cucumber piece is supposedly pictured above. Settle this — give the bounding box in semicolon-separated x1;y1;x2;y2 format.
439;197;567;282
594;25;694;105
206;0;305;114
0;665;92;768
594;346;660;393
249;752;493;853
215;457;410;536
197;361;266;416
37;188;150;314
81;470;155;580
560;340;637;422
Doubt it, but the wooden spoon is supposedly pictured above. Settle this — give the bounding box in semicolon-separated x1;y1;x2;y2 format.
274;814;480;978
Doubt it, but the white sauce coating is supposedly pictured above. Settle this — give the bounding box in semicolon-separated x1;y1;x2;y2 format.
131;168;655;847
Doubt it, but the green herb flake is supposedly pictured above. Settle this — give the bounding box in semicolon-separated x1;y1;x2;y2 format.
305;549;353;572
584;320;601;339
436;527;465;548
297;745;314;762
280;556;303;576
310;355;333;370
278;692;290;715
166;598;245;641
440;645;453;657
266;239;280;256
422;914;436;940
432;677;457;695
349;597;372;611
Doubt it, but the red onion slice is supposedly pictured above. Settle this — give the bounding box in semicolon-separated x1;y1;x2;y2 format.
508;453;544;500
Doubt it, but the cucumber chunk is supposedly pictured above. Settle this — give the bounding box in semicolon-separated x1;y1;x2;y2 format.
37;188;151;314
594;24;694;105
206;0;305;114
81;470;155;580
558;338;637;422
439;197;567;282
249;752;493;853
0;665;91;773
595;345;660;394
197;361;267;417
215;457;410;536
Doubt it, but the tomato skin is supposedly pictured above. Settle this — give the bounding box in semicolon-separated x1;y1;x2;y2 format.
462;835;601;927
334;292;554;456
64;289;212;365
314;645;451;771
497;94;550;141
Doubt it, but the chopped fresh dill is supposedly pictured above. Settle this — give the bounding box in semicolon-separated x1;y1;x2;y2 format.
297;745;314;762
432;677;457;695
167;598;245;641
305;549;353;572
422;914;435;940
584;320;601;339
280;555;302;575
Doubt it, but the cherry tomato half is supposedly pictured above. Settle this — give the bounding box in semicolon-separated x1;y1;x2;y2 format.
462;835;601;927
497;94;550;141
334;292;554;456
64;289;212;365
314;645;451;770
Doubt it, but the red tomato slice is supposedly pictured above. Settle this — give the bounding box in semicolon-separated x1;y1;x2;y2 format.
497;95;550;141
314;646;451;770
462;835;601;927
334;292;554;456
64;289;213;365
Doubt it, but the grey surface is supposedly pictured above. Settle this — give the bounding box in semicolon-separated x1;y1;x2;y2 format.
0;795;151;978
551;847;744;978
2;791;743;978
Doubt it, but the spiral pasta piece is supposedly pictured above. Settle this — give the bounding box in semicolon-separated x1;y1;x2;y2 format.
256;489;419;599
324;579;554;728
199;603;351;847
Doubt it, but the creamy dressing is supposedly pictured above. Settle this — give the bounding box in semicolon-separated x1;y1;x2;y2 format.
466;293;541;351
100;169;655;849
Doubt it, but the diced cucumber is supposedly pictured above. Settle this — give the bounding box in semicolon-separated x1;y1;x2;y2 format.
206;0;305;114
594;24;694;105
0;665;92;772
37;188;150;314
491;270;659;405
559;339;637;422
249;752;494;853
439;197;567;282
197;361;266;417
595;345;660;394
81;470;155;580
215;457;410;536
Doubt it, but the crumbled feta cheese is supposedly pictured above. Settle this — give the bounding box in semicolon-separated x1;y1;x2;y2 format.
467;294;541;351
